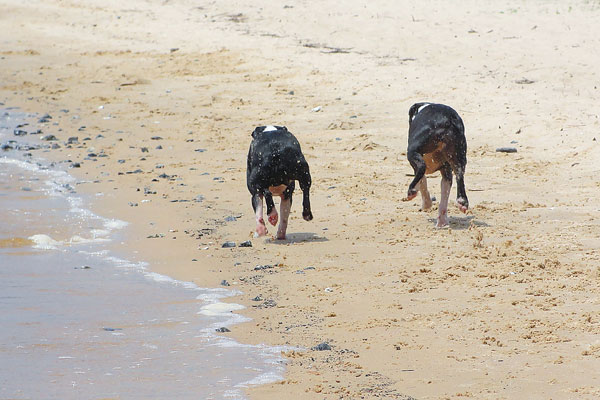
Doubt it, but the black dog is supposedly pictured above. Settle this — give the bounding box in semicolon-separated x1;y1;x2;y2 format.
402;103;468;228
247;126;313;239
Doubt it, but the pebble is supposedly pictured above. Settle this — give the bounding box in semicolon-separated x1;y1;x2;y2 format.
496;147;517;153
102;327;122;332
259;299;277;308
224;216;237;222
67;137;79;144
312;342;331;351
239;240;252;247
251;295;263;301
41;134;57;141
13;129;27;136
195;148;207;153
74;265;91;270
220;279;231;286
141;147;149;153
38;114;52;123
222;241;236;248
254;264;273;271
71;162;81;168
215;327;231;333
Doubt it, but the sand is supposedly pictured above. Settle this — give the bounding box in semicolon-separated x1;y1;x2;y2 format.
1;0;600;398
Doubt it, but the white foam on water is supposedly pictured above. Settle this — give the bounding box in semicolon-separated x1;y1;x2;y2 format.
199;302;245;317
67;235;110;245
28;234;61;250
104;219;128;230
238;370;285;387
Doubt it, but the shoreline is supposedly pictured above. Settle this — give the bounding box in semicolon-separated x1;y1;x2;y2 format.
2;1;600;399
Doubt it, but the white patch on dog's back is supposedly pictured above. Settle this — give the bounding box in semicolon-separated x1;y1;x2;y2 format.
263;125;277;132
417;103;431;114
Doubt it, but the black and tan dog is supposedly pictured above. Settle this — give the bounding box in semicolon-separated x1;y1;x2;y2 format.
247;125;313;239
403;103;468;228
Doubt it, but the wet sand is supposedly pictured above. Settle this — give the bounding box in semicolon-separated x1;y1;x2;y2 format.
1;0;600;399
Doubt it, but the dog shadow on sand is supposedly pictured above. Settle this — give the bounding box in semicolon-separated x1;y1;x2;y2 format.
427;215;489;231
266;232;329;245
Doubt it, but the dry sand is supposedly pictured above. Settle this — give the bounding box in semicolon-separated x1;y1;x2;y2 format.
2;0;600;398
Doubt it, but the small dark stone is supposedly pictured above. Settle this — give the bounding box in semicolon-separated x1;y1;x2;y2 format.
13;129;27;136
71;162;81;168
141;147;149;153
67;137;79;144
102;327;122;332
128;202;138;207
30;129;42;135
151;136;163;140
215;327;231;332
88;153;97;157
51;143;61;149
96;134;104;139
254;264;273;271
496;147;518;153
144;187;156;195
239;240;252;247
251;295;263;302
220;279;231;286
221;241;236;248
41;134;57;141
312;342;332;351
1;143;14;151
195;148;207;153
155;145;163;150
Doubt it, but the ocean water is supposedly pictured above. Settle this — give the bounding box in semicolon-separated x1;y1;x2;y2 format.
0;109;286;399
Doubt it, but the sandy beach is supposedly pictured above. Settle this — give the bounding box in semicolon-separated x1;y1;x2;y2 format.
2;0;600;398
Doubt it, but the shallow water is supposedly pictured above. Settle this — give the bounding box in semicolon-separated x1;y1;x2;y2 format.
0;109;285;399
